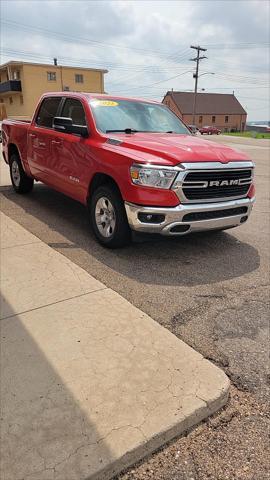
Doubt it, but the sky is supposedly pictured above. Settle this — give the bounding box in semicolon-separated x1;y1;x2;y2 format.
0;0;269;121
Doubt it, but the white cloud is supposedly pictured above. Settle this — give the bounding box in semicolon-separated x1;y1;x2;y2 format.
1;0;269;119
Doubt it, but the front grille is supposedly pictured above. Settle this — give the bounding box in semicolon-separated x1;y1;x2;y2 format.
182;169;252;201
182;206;248;222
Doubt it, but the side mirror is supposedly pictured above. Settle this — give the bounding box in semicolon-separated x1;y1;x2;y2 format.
53;117;88;137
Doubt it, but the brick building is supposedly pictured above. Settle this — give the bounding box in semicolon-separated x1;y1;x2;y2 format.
162;91;247;132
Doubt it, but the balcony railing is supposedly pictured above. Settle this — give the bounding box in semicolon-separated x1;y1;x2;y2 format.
0;80;22;94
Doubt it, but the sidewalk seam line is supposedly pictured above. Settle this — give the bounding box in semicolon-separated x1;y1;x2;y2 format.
1;240;41;250
0;286;108;321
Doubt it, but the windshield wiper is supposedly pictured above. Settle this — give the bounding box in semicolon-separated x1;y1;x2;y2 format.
106;128;139;134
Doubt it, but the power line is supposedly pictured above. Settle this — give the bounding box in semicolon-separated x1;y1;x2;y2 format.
204;42;269;49
0;48;189;71
111;70;193;93
212;71;268;83
1;19;183;59
1;46;268;92
2;46;267;80
192;86;269;91
4;47;265;84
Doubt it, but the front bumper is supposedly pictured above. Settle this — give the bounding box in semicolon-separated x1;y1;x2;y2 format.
125;197;255;236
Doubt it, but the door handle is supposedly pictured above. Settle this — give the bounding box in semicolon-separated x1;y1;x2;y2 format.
51;140;62;146
38;141;46;147
29;133;36;138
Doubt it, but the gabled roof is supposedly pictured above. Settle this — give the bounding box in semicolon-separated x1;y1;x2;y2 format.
164;91;246;115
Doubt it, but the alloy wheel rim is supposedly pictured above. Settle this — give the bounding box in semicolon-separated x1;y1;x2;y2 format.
11;161;20;187
95;196;116;238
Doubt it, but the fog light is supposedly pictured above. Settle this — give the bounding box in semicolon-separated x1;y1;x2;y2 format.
240;215;248;223
138;213;165;224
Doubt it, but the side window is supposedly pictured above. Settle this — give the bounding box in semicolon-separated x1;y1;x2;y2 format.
61;98;86;126
36;97;62;128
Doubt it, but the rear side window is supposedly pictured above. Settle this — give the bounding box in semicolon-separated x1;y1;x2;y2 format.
36;97;62;128
61;98;86;126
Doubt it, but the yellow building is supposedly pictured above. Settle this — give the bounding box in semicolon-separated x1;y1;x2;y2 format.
0;61;108;120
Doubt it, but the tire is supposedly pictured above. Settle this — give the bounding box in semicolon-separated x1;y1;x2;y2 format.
89;184;131;248
10;153;34;194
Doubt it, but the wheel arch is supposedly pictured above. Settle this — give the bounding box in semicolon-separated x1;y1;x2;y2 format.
87;173;122;204
8;143;20;163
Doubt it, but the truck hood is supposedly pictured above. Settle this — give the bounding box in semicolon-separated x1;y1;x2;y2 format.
108;133;249;166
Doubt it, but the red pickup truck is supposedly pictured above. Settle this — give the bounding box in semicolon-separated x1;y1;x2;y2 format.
2;92;255;248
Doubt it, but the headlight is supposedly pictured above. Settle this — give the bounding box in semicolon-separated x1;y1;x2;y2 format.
130;165;177;189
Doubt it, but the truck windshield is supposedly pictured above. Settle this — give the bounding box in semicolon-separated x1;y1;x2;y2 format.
89;99;190;135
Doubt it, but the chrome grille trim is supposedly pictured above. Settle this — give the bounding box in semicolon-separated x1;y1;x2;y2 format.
177;161;255;170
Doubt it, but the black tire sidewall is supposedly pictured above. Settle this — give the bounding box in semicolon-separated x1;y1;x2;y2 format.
90;185;131;248
10;155;21;191
10;153;33;193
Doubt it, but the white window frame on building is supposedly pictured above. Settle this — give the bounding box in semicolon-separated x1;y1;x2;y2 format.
75;74;84;84
225;115;229;123
212;115;216;124
47;71;57;81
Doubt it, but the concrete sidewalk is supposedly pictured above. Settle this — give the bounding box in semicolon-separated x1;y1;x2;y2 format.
0;212;230;480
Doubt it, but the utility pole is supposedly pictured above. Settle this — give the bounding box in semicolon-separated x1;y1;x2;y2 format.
190;45;207;125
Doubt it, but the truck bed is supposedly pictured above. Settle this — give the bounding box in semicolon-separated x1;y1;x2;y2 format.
2;118;31;165
3;118;31;124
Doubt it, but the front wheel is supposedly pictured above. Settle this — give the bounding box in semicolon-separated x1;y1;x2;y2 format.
10;153;34;194
89;185;131;248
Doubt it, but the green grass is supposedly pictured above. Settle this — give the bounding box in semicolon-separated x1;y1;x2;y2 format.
223;131;270;139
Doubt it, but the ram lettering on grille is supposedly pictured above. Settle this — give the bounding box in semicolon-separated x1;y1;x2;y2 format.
180;169;253;201
183;177;252;188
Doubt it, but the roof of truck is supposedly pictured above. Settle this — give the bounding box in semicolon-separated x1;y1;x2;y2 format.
40;91;160;104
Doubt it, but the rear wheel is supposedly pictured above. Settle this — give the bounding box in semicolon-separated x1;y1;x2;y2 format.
10;153;34;194
89;185;131;248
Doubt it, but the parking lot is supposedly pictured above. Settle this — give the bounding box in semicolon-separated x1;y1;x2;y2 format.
0;135;269;480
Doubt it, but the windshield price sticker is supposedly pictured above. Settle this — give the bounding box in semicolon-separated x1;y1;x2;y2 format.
91;100;118;107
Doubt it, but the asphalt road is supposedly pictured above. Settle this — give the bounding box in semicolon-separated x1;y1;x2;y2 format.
1;135;269;480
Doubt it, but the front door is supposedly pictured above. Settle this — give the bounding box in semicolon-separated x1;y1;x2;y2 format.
49;97;93;203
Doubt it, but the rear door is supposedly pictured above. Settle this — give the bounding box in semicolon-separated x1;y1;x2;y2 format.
27;96;62;184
